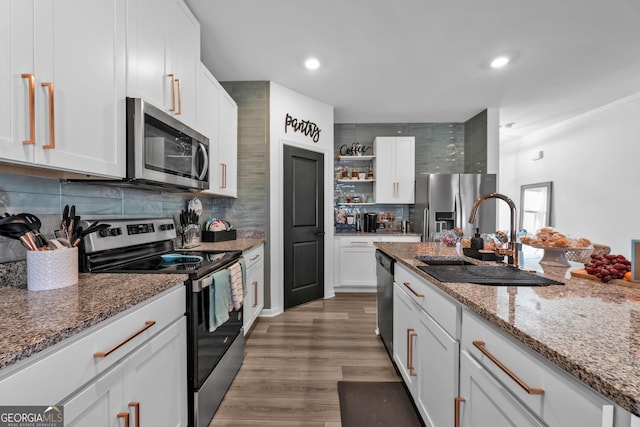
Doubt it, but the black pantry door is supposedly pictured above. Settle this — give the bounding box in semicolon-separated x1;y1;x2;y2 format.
283;145;325;309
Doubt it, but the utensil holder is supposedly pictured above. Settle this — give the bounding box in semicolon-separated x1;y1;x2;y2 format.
27;247;78;291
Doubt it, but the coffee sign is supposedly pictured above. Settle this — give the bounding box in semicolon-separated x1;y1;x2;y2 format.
339;143;372;156
284;113;321;143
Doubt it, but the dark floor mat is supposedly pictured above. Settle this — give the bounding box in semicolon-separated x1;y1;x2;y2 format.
337;381;423;427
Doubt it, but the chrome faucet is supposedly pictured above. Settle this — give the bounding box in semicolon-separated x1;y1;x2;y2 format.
468;192;519;267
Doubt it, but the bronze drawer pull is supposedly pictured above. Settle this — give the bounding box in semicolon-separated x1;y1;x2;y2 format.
94;321;156;358
40;82;55;149
472;340;544;395
403;281;424;298
454;397;465;427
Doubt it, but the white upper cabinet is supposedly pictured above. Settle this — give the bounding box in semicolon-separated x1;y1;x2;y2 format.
196;64;238;198
0;0;126;178
374;136;415;203
217;89;238;197
126;0;200;127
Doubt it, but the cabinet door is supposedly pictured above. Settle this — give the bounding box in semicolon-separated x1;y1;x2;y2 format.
459;350;545;427
337;243;376;289
165;0;199;127
197;64;221;194
414;309;458;427
0;0;35;164
122;318;188;427
125;0;166;109
394;137;415;203
216;89;238;197
32;0;126;177
393;283;418;391
62;363;125;427
374;137;395;203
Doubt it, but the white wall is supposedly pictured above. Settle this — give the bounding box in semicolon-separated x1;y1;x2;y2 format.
499;92;640;258
266;82;335;317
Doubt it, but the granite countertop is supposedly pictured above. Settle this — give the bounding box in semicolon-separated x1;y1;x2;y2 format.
374;241;640;416
0;273;187;371
0;238;264;372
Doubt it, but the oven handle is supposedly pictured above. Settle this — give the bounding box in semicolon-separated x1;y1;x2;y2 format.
192;274;214;292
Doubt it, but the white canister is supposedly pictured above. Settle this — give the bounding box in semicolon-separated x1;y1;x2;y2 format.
27;247;79;291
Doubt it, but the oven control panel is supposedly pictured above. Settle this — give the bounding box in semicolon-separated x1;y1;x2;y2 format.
82;218;177;253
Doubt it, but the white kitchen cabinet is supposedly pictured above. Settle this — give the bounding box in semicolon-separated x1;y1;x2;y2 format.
196;63;238;197
0;0;126;178
0;285;187;426
63;318;187;427
126;0;200;127
215;89;238;197
334;234;420;292
393;281;419;390
460;309;614;427
373;136;415;203
243;243;264;335
458;349;545;427
393;267;460;427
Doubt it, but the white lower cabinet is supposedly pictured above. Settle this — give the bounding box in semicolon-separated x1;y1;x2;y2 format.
334;234;420;291
0;285;187;426
458;349;545;427
63;317;187;426
460;309;615;427
393;277;459;427
243;243;264;335
392;261;620;427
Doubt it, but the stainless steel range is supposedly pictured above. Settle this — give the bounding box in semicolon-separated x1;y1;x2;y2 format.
79;217;244;427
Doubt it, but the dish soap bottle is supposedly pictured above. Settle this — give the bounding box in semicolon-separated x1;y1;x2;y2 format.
470;228;484;250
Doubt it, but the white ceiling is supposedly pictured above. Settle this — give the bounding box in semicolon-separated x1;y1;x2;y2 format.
185;0;640;142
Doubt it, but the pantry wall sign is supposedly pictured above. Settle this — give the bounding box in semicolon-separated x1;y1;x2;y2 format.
284;113;321;143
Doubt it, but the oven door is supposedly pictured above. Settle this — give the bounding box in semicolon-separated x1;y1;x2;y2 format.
127;97;209;190
188;269;244;426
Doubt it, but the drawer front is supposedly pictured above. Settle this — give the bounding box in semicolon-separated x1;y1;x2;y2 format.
394;264;459;337
243;243;264;269
0;285;185;405
461;309;614;427
339;236;377;247
378;235;421;243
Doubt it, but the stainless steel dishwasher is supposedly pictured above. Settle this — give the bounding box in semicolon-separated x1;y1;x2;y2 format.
375;249;394;358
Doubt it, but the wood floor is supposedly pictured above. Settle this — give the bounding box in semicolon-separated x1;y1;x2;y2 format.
209;293;401;427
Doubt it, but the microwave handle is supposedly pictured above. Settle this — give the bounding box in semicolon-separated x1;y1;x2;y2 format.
197;142;209;181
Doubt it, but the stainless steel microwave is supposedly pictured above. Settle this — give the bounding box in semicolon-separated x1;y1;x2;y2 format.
126;97;209;191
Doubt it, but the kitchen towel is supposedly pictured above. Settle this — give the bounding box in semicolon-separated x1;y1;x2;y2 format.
209;268;230;332
229;262;244;310
239;257;247;295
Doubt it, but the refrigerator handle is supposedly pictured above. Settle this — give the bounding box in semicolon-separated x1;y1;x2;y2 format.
423;207;429;242
455;193;462;228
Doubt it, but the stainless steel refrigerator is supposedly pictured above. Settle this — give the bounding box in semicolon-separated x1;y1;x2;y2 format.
414;174;497;242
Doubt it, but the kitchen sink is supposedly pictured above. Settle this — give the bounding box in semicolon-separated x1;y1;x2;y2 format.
416;264;564;286
415;256;473;266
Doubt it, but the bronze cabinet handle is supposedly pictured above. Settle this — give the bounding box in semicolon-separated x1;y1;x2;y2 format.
454;397;465;427
472;340;544;395
406;328;417;377
403;281;424;298
94;321;156;358
220;163;227;188
168;73;176;112
175;78;181;115
40;82;55;149
252;281;258;307
21;73;35;145
117;412;130;427
128;402;140;427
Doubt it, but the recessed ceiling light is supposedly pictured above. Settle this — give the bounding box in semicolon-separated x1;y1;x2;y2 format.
305;58;320;70
490;56;510;68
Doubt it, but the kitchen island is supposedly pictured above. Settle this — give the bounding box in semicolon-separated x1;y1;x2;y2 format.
376;241;640;423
